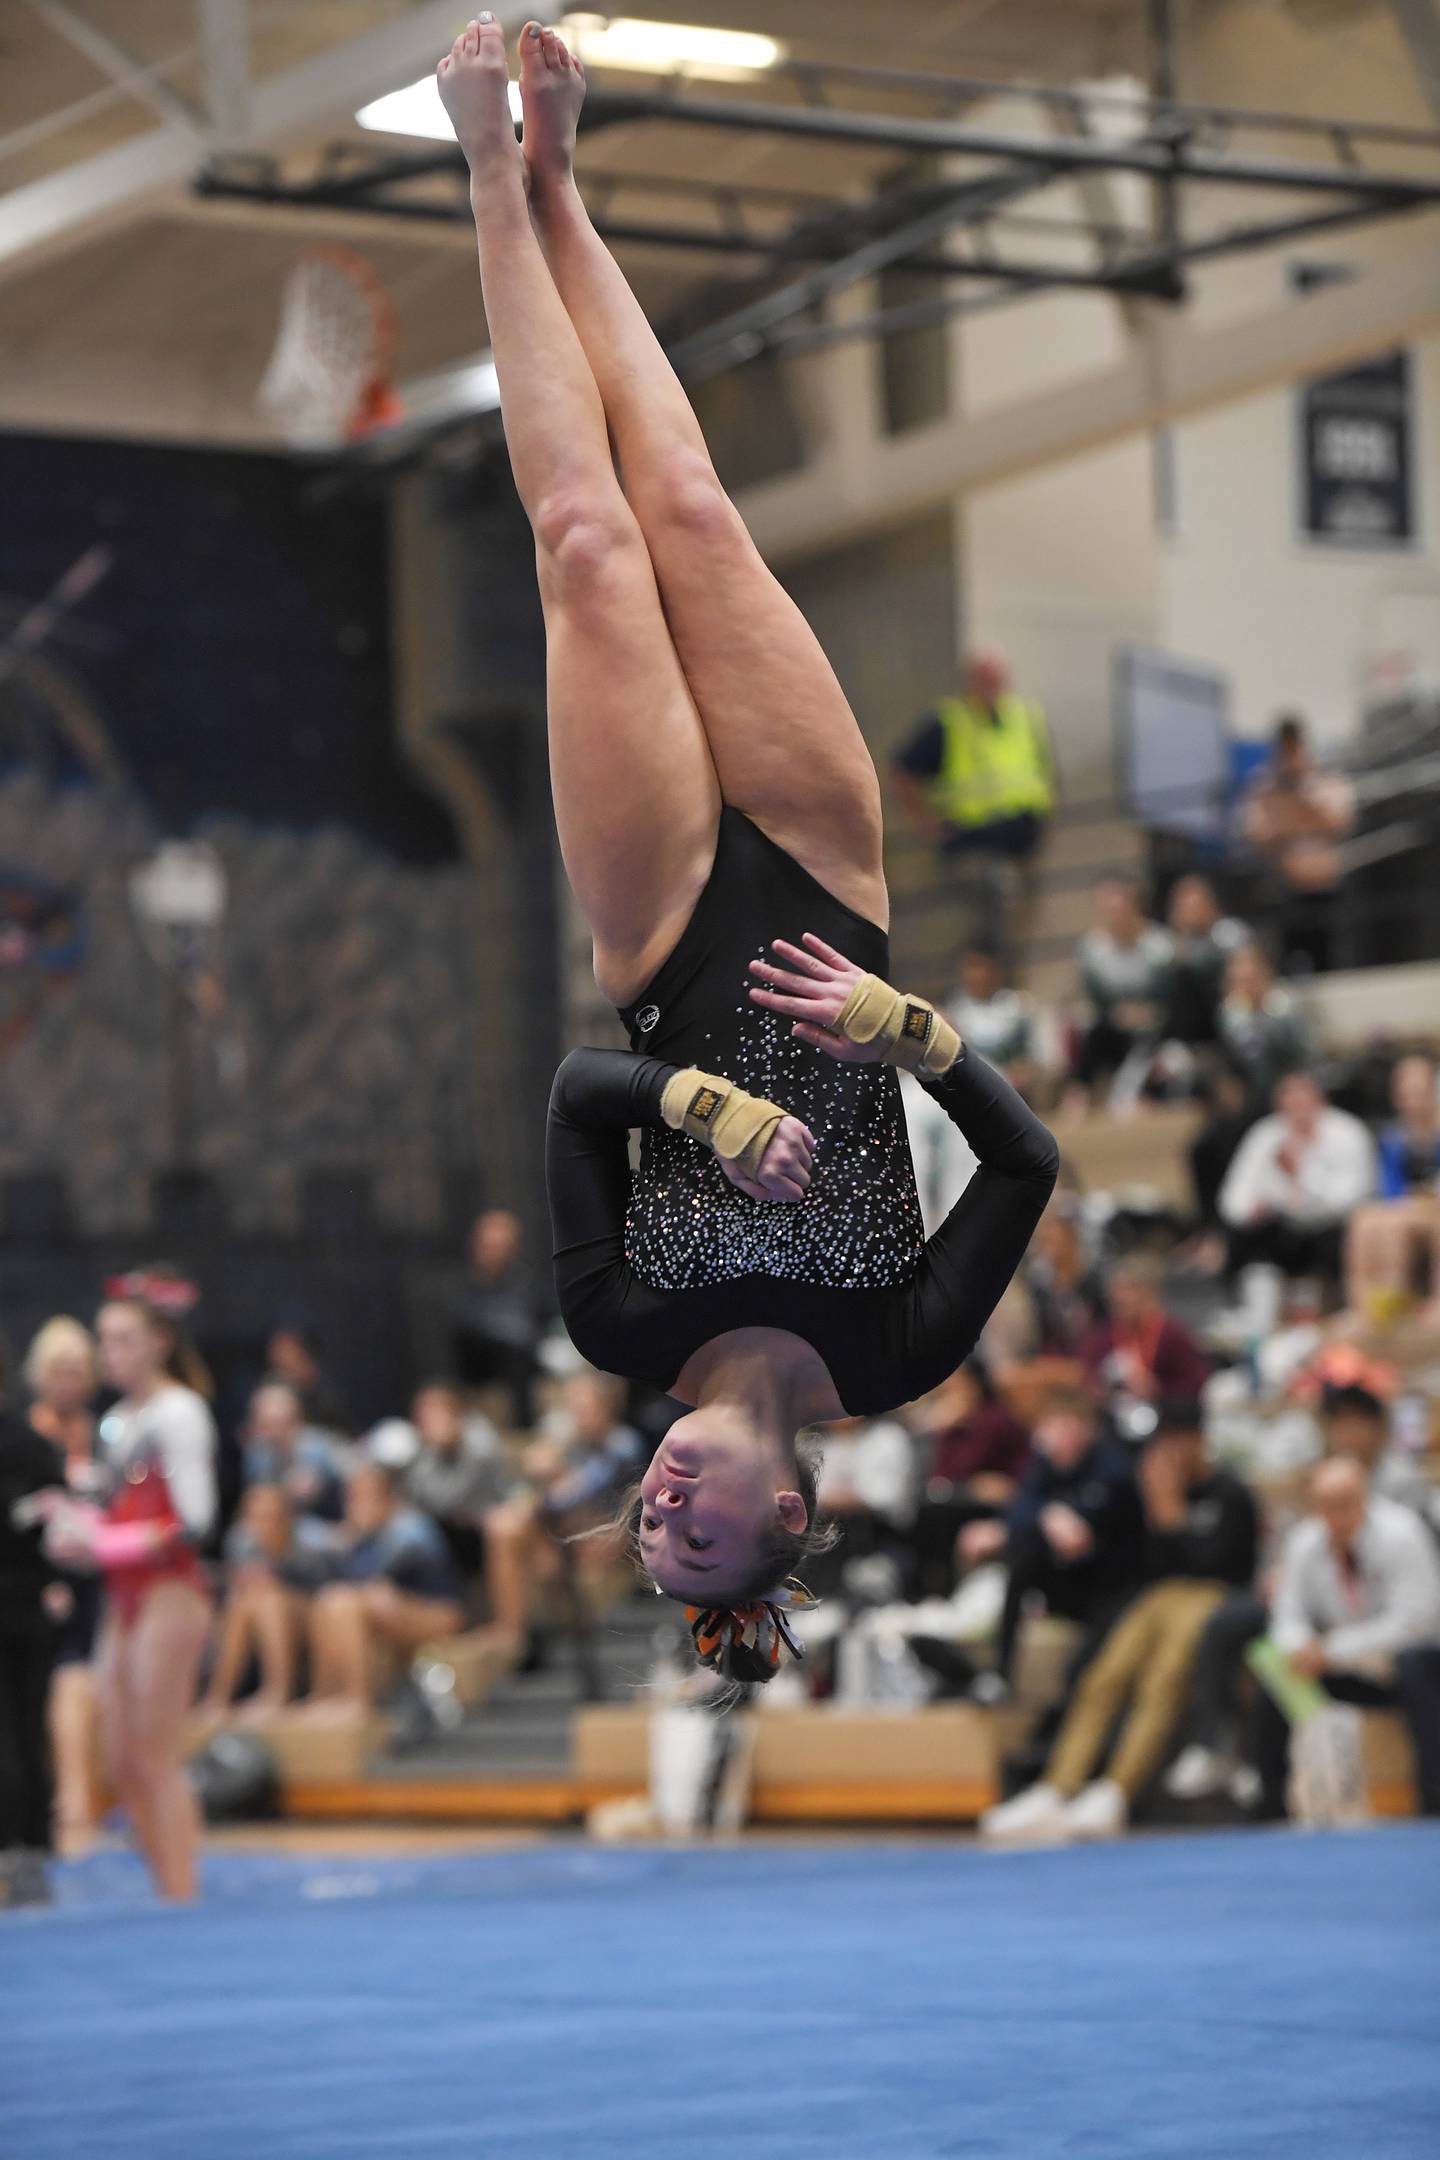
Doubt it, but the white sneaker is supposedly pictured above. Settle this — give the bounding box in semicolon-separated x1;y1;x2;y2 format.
1064;1779;1128;1840
1228;1763;1262;1811
979;1781;1069;1845
1164;1744;1234;1802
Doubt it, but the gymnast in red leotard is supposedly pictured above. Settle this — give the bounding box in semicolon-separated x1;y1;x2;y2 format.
37;1293;217;1899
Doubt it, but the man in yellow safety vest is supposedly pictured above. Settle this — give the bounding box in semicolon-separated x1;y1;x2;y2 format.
892;651;1055;870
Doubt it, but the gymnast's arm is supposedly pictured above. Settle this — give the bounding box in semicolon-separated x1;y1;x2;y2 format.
904;1050;1060;1378
546;1047;677;1333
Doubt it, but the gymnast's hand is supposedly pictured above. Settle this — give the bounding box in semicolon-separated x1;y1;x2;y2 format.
719;1114;816;1206
748;934;885;1064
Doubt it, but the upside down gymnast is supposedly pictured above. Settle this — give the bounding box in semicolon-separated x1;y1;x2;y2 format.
437;17;1059;1680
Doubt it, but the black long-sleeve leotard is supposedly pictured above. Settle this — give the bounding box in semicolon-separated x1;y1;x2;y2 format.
548;1042;1057;1417
546;809;1058;1416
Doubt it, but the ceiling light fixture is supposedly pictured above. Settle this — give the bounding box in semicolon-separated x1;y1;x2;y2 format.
356;76;522;142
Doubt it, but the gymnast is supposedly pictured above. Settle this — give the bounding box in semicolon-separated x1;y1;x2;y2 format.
437;18;1058;1679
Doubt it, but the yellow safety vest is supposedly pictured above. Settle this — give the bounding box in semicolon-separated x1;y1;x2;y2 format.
927;694;1055;826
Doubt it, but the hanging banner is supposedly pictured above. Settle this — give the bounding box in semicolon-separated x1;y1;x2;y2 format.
1300;349;1414;547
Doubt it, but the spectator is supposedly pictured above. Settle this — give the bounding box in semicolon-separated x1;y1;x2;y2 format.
1064;878;1173;1113
1216;944;1312;1104
1166;1378;1427;1807
1163;875;1250;1049
23;1318;101;1853
890;650;1054;942
1080;1255;1210;1439
242;1380;348;1524
302;1462;463;1717
0;1348;65;1910
1253;1457;1440;1819
1188;1066;1260;1261
1321;1383;1433;1520
982;1402;1259;1842
401;1384;531;1659
403;1380;515;1581
1020;1202;1107;1362
264;1321;349;1435
1345;1054;1440;1321
480;1374;647;1651
958;1388;1142;1703
942;943;1043;1098
1219;1071;1376;1301
526;1373;645;1526
202;1485;335;1720
909;1365;1031;1601
814;1414;917;1569
1241;713;1355;975
451;1208;542;1431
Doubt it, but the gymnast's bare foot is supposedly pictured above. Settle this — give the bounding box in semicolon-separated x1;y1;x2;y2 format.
518;19;586;192
437;14;521;184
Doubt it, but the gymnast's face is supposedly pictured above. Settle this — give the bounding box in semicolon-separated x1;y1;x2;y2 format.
638;1409;807;1602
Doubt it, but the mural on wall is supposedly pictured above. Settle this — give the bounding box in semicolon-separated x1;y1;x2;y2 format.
0;434;477;1233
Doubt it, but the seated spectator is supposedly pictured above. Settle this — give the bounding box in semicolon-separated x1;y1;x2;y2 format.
1219;1071;1376;1300
1241;713;1355;976
303;1462;463;1716
1163;876;1250;1048
403;1380;515;1579
264;1319;350;1435
1080;1255;1210;1440
482;1375;647;1648
958;1388;1142;1703
943;943;1043;1099
1063;877;1173;1113
1166;1375;1418;1811
813;1412;917;1579
1216;944;1312;1105
1022;1201;1107;1362
1321;1382;1433;1521
1188;1066;1259;1259
1252;1456;1440;1819
909;1365;1031;1600
451;1207;542;1431
202;1485;335;1719
242;1379;348;1524
526;1373;645;1529
1346;1054;1440;1322
983;1402;1259;1841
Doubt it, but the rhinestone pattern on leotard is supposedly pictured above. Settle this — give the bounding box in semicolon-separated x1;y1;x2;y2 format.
624;946;925;1293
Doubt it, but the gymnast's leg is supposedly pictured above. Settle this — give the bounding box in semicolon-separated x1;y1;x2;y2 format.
438;17;721;1003
518;23;886;928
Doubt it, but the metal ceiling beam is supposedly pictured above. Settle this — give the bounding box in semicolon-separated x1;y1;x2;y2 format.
0;0;531;284
25;0;202;135
192;163;1141;293
580;85;1440;204
665;163;1059;378
762;195;1428;362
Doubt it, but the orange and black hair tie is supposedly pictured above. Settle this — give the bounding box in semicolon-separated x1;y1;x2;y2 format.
685;1579;819;1675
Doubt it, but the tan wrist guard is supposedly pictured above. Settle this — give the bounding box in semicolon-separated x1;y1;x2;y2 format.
661;1069;788;1181
835;975;962;1077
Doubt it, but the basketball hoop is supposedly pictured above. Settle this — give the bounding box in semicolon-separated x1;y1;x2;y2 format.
258;247;403;451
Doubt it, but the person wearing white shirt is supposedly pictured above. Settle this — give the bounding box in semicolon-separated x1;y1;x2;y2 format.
1219;1071;1376;1290
1254;1457;1440;1818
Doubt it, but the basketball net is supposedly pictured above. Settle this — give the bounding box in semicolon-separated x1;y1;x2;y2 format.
258;247;404;450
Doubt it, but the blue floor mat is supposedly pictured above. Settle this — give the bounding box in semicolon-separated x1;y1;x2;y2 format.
3;1827;1438;2160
